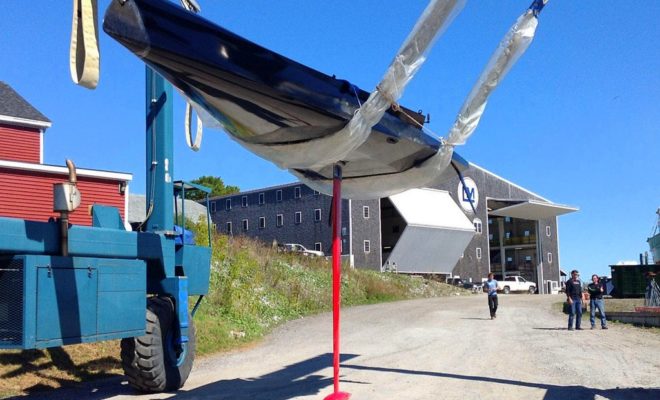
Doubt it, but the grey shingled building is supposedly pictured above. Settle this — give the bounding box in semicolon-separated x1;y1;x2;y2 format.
209;162;576;293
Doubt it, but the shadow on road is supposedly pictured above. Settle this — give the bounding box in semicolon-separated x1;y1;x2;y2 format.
169;353;360;400
532;327;568;331
8;353;360;400
343;364;659;400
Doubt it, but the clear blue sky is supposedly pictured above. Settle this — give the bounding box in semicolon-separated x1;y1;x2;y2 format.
2;1;658;279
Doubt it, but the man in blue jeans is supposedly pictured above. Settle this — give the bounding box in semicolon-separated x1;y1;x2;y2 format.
565;270;584;330
587;274;608;329
484;273;498;319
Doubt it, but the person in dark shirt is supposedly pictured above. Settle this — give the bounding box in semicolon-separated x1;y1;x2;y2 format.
565;270;584;330
587;274;608;329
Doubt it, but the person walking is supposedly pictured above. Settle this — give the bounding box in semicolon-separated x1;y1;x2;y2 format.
566;269;584;331
587;274;608;330
484;273;498;319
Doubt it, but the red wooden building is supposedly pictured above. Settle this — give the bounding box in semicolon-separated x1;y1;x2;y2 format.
0;81;132;226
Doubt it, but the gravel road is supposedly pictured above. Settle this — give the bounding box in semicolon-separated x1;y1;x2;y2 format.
26;295;660;400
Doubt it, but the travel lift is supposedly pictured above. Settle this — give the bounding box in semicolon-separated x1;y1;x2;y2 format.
0;0;550;396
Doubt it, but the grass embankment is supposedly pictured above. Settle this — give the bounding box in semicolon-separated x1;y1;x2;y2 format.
0;233;468;397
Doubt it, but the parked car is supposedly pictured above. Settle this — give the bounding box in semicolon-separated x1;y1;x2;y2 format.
282;243;325;257
463;281;484;293
497;276;536;294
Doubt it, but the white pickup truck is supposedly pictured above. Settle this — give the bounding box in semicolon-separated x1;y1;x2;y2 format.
497;276;536;294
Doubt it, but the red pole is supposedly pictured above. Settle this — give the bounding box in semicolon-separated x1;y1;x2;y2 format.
324;164;350;400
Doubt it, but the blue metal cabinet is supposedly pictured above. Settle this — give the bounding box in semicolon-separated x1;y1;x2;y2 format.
36;266;98;342
0;255;147;350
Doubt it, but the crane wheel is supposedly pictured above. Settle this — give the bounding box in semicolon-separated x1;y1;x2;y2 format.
120;296;196;392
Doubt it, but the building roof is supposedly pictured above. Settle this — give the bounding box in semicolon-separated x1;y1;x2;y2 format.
128;194;208;224
0;82;51;128
0;159;132;181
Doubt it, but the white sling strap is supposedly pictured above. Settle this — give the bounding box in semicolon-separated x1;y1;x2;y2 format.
70;0;100;89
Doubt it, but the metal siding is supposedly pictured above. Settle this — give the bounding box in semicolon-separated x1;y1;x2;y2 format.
386;226;475;274
0;124;41;163
0;168;126;226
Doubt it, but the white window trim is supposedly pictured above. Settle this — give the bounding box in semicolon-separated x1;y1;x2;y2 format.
315;242;322;252
546;225;551;237
364;240;371;253
476;247;482;260
242;196;248;207
547;252;553;264
294;186;301;198
314;208;321;222
295;211;302;224
226;222;232;234
363;206;370;219
242;219;249;231
276;190;283;202
259;216;265;229
259;193;265;205
473;218;482;234
277;214;284;227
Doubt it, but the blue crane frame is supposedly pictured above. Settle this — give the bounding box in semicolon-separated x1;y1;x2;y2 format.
0;69;211;351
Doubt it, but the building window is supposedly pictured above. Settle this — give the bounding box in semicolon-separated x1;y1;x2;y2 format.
242;219;248;231
210;202;216;213
294;186;301;198
363;206;370;219
295;211;302;224
242;196;248;207
313;190;320;196
488;234;493;240
276;190;282;202
259;193;265;205
524;230;530;237
276;214;283;227
225;199;231;210
488;218;493;225
315;242;322;252
473;218;482;234
226;222;232;234
525;255;532;262
505;232;511;239
341;227;347;236
364;240;371;253
546;226;551;237
505;217;511;223
314;208;321;222
547;252;553;264
259;217;265;229
476;247;482;260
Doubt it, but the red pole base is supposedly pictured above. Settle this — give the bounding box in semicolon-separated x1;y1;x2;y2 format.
324;164;351;400
323;391;351;400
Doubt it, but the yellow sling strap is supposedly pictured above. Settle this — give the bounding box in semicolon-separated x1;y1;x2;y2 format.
70;0;100;89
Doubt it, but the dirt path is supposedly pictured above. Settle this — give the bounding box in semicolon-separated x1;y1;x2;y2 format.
26;295;660;399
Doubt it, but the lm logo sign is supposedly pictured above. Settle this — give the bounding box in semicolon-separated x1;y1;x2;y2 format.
457;177;478;213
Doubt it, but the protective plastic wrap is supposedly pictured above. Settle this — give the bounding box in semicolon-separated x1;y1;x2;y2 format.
105;0;548;200
447;9;539;145
235;0;465;170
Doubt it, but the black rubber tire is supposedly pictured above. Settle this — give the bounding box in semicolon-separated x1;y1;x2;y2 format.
528;286;536;294
503;286;510;294
120;296;196;392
